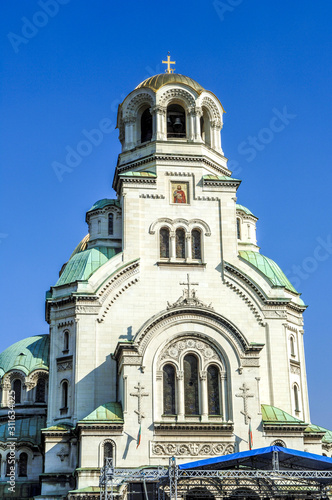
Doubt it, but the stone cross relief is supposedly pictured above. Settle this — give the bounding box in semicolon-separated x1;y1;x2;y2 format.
130;382;149;424
236;383;254;424
57;447;69;462
167;274;213;310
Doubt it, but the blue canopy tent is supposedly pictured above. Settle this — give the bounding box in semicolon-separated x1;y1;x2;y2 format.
179;446;332;474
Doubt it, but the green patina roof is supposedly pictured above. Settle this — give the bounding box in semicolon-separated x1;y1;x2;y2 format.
0;335;49;377
56;247;120;287
203;175;241;182
80;402;123;423
239;250;299;295
236;204;255;216
261;404;307;425
305;424;332;443
87;198;121;213
119;170;156;178
0;416;46;445
41;423;74;432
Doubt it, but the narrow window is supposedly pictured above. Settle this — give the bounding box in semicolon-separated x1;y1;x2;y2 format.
104;442;113;461
290;336;295;357
207;365;221;415
163;364;176;415
237;218;241;240
191;229;202;259
184;355;199;415
294;385;300;412
141;108;152;143
64;331;69;352
13;379;21;404
5;453;11;477
167;104;186;138
108;213;114;235
18;452;28;477
160;228;170;258
62;381;68;409
176;228;185;259
98;220;101;233
35;378;46;403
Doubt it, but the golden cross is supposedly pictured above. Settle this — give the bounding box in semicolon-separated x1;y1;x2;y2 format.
162;52;176;73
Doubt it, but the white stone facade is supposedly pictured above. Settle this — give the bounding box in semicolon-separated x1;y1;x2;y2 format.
2;72;328;499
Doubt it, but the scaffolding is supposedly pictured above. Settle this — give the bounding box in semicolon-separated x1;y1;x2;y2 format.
99;455;332;500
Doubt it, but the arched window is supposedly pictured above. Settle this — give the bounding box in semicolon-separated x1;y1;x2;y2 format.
61;381;68;410
160;227;170;259
18;452;28;477
63;331;69;352
35;378;46;403
167;104;186;138
176;228;185;259
108;213;114;236
236;218;241;240
163;364;176;415
184;355;199;415
294;385;300;412
98;220;101;233
290;336;295;357
13;379;21;404
191;229;202;259
207;365;221;415
104;442;113;461
141;108;152;143
5;453;12;477
200;109;211;146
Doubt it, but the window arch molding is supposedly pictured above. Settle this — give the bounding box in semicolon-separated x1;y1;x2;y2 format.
99;439;116;467
289;334;296;357
292;382;301;413
149;217;211;236
159;89;196;111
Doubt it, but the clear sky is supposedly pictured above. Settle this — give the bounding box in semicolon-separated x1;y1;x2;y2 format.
1;1;331;428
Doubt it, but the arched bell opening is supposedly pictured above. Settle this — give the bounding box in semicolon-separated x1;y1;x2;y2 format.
140;107;153;143
167;104;186;139
200;107;212;146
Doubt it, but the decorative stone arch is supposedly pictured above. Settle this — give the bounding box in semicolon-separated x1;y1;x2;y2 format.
27;370;49;403
158;88;196;109
271;439;286;447
149;217;211;236
99;438;116;467
121;91;155;150
158;335;227;374
1;370;26;406
200;96;222;125
198;95;223;151
136;307;250;363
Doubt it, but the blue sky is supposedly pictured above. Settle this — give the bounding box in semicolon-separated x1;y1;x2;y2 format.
1;1;331;428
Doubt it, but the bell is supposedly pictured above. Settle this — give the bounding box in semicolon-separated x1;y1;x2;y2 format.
173;117;183;131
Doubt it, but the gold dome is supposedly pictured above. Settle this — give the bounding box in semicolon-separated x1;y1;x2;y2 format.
136;73;205;94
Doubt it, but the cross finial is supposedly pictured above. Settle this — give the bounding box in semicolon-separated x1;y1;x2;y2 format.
180;274;199;297
162;52;176;73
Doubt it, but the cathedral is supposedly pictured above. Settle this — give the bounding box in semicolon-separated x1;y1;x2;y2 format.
1;60;331;499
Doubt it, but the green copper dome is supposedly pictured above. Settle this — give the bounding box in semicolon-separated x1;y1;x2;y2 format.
136;73;205;94
236;204;256;217
0;335;49;377
239;250;299;295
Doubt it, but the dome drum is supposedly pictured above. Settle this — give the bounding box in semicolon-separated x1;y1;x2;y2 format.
117;74;224;155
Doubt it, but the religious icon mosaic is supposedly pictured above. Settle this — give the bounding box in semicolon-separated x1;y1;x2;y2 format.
171;181;189;204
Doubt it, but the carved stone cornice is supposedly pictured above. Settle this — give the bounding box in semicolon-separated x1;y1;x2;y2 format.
154;421;234;435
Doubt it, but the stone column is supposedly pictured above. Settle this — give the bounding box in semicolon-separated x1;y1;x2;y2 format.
187;107;195;141
170;232;176;260
177;370;184;421
200;370;208;421
194;108;203;141
221;374;228;421
185;234;191;261
123;115;136;150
